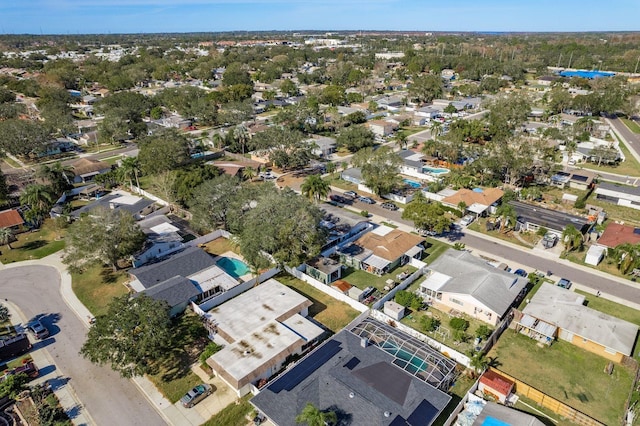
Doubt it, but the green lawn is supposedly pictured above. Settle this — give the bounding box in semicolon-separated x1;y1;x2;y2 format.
2;157;21;168
202;394;253;426
423;237;452;264
488;331;634;426
468;219;535;248
578;130;640;177
148;313;209;403
341;264;418;293
622;117;640;134
565;248;636;282
71;264;129;316
202;238;241;256
0;219;66;264
276;273;360;333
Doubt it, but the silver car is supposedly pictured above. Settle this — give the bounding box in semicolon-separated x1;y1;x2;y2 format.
180;384;212;408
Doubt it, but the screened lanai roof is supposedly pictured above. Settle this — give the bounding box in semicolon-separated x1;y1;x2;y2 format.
350;318;457;390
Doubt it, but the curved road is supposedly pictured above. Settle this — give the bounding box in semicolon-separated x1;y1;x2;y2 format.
0;265;166;426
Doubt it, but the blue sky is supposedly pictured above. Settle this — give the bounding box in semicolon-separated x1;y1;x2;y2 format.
0;0;638;35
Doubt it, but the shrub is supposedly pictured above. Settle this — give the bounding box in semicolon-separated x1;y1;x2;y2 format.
395;291;422;310
199;342;224;364
453;329;469;343
536;226;548;237
421;316;440;333
449;317;469;331
475;325;492;340
360;210;369;217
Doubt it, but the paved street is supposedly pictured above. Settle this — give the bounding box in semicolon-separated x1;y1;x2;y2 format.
0;265;166;426
608;116;640;164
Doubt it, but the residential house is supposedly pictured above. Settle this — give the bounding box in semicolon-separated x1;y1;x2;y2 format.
139;276;200;317
70;191;156;220
516;283;638;362
70;158;112;183
536;76;558;86
0;209;25;233
305;136;337;158
441;187;504;217
367;120;398;137
597;223;640;249
375;95;404;111
339;226;424;275
397;150;449;183
418;249;527;326
320;203;374;253
305;257;342;284
341;167;363;185
550;169;596;191
132;215;185;267
415;106;441;120
509;200;592;236
211;158;261;178
205;279;324;397
595;182;640;211
251;317;453;426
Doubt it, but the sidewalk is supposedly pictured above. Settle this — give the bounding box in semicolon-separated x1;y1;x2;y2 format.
1;253;196;426
2;301;95;426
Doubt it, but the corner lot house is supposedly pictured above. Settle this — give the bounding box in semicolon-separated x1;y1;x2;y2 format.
595;182;640;211
251;317;453;426
418;249;527;326
205;279;324;396
516;283;638;363
339;227;424;275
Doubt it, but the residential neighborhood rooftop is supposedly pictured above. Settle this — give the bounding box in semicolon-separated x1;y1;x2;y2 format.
509;200;592;233
597;222;640;248
0;209;24;228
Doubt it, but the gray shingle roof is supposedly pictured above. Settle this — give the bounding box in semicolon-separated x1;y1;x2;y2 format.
131;246;218;288
597;181;640;197
251;324;451;426
141;275;200;307
71;193;155;219
429;249;527;317
509;200;591;234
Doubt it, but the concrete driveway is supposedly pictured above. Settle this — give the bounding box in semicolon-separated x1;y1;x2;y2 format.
0;265;167;426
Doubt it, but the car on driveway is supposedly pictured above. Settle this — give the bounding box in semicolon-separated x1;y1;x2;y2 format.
27;320;49;340
343;191;358;199
459;215;475;226
557;278;572;289
381;202;398;211
358;196;375;204
180;384;212;408
513;269;528;278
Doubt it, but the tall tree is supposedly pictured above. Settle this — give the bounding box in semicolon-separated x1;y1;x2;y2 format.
80;294;172;378
402;193;452;233
20;184;55;225
118;156;141;188
301;175;330;204
495;204;517;233
561;224;583;253
336;125;375;153
295;403;337;426
137;128;190;175
63;207;146;272
36;162;73;196
409;74;444;104
351;146;402;197
0;227;14;250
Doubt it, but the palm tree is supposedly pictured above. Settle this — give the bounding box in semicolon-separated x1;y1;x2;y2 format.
242;166;257;182
430;120;443;142
561;225;583;253
119;156;141;188
496;204;517;233
20;184;55;225
0;227;14;250
296;403;337;426
468;351;489;378
395;132;408;151
301;175;330;204
235;124;250;155
211;133;224;150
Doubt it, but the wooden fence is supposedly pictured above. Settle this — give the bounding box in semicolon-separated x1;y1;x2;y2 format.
487;367;606;426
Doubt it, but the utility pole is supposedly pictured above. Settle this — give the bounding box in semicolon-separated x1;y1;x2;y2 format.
568;52;573;69
557;53;563;68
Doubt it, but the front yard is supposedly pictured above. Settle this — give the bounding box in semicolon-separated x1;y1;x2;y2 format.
276;273;360;333
71;264;130;317
488;330;634;426
0;219;66;264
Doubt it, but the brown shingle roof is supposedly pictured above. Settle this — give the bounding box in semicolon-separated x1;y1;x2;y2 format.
0;209;24;228
598;223;640;248
331;280;352;293
355;229;424;262
71;158;110;177
442;188;504;208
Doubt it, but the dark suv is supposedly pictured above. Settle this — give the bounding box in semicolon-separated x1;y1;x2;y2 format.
381;202;398;211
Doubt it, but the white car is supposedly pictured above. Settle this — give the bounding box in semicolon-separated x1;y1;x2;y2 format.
459;215;475;226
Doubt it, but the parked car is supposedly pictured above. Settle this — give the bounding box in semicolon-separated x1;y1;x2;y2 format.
343;191;358;199
459;215;475;226
358;196;375;204
180;384;212;408
557;278;572;289
27;320;49;340
381;202;398;211
513;269;528;278
329;194;346;204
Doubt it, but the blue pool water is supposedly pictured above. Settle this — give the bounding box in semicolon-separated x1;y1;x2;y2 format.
381;342;427;373
403;178;422;188
217;257;251;278
422;166;450;175
482;417;510;426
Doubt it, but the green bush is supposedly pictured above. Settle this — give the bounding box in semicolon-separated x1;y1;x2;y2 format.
199;342;224;364
421;316;440;333
536;226;548;237
449;317;469;331
395;291;422;310
360;210;369;217
441;205;464;218
453;329;469;343
475;324;492;339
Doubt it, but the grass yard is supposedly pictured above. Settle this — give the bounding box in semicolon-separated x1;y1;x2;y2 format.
579;139;640;177
468;219;534;248
622;117;640;134
202;237;241;256
276;273;360;333
565;248;635;282
341;264;418;293
423;237;452;264
488;330;634;426
202;394;253;426
148;312;209;403
71;264;129;316
0;219;66;264
2;157;21;168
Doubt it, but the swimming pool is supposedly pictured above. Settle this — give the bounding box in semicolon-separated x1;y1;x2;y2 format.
217;257;251;278
422;166;450;175
403;178;422;188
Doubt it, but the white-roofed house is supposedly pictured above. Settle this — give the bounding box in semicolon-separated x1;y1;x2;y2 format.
516;283;638;363
418;249;527;326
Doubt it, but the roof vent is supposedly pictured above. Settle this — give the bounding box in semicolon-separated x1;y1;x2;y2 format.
349;392;355;399
360;337;369;348
243;350;251;355
384;411;390;418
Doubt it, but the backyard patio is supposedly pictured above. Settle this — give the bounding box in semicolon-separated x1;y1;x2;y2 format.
341;264;418;293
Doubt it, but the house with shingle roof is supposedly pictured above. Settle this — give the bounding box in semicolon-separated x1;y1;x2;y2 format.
71;158;111;183
0;209;25;233
441;187;503;217
597;223;640;248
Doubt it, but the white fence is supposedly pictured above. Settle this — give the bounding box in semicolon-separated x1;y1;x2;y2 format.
187;229;231;247
285;265;369;313
369;309;471;367
130;185;169;206
372;266;426;310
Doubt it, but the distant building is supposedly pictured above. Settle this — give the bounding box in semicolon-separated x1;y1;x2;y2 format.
595;182;640;211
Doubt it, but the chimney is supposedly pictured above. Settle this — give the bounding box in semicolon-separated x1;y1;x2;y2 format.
360;337;369;348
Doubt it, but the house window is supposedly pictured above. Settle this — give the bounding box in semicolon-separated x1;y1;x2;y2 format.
449;297;463;306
